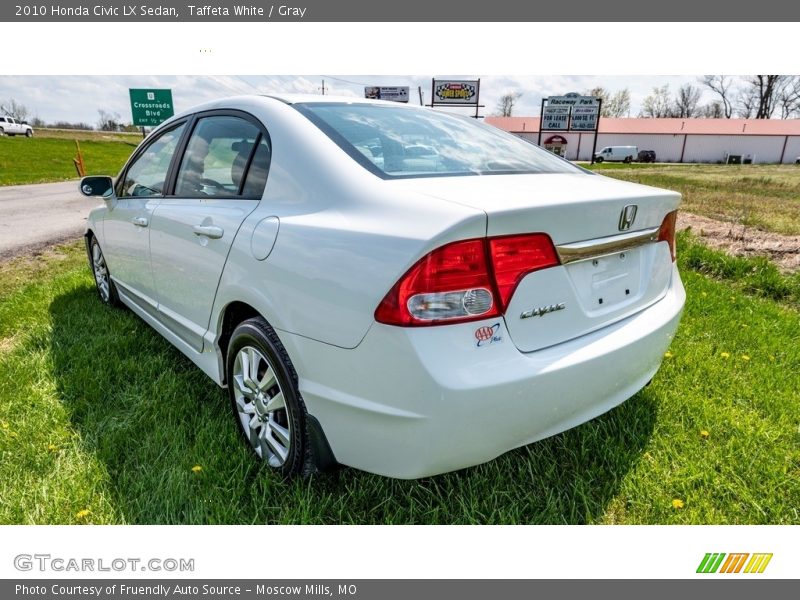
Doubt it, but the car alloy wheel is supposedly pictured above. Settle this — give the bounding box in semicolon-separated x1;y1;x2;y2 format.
91;241;111;302
25;129;33;137
232;345;292;468
89;237;120;306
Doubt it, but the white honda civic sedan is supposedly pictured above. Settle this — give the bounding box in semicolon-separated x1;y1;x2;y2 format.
80;95;685;479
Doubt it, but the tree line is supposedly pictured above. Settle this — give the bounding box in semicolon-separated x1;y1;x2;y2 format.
494;75;800;119
0;99;139;131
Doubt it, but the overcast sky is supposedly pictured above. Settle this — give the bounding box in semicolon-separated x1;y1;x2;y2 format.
0;74;709;125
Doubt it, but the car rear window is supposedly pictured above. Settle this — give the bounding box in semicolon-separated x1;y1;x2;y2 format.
294;102;582;179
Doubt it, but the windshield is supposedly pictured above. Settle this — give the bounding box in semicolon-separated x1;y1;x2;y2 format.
294;102;582;179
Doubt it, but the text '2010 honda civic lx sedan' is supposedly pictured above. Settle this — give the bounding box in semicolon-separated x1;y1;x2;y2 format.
79;95;685;479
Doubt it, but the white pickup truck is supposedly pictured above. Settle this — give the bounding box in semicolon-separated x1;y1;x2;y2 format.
0;116;34;137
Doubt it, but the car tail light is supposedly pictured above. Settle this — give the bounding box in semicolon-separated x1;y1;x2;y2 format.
374;239;500;326
375;234;559;327
489;234;559;311
658;210;678;262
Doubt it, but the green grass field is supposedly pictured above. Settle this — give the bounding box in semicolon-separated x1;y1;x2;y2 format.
0;233;798;524
592;163;800;236
0;131;137;186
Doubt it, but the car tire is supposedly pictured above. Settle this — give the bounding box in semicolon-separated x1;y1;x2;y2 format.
624;156;632;163
89;236;121;306
0;127;4;136
595;156;603;163
226;317;317;478
25;129;33;138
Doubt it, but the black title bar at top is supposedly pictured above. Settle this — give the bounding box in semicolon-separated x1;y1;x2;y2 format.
2;0;798;21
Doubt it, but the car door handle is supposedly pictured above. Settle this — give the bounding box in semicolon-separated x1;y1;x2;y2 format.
132;217;149;227
192;224;224;239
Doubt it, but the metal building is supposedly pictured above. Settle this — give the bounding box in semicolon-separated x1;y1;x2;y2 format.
485;117;800;164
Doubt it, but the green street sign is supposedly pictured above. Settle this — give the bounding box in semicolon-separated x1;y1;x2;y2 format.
129;89;174;127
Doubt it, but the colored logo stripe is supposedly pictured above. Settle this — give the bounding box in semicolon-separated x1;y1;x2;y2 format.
697;553;773;574
697;553;726;573
744;553;773;573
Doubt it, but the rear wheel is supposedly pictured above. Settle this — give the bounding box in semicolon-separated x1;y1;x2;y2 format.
624;156;632;163
89;237;120;306
227;317;315;477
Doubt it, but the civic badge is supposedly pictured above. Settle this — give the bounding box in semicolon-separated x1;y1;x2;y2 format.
619;204;638;231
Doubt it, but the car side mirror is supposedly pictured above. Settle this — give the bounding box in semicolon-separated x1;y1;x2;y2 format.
80;176;115;198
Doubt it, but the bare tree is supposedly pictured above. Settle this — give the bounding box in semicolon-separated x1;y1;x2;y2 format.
640;85;674;118
673;84;702;118
699;101;724;118
699;75;734;118
97;109;122;131
777;77;800;119
605;89;631;117
737;85;758;118
0;98;30;121
584;87;629;117
495;92;521;117
740;75;789;119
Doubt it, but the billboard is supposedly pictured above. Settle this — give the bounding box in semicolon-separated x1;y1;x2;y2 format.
364;86;410;103
432;80;479;105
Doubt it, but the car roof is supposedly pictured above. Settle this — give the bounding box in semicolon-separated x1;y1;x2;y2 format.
263;93;405;107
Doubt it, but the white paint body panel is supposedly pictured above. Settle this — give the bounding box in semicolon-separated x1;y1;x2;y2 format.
85;95;686;477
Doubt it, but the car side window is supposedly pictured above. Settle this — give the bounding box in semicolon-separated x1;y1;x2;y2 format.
174;116;264;198
241;137;271;197
119;123;186;198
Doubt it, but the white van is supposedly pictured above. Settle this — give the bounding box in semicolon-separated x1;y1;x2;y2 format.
594;146;637;163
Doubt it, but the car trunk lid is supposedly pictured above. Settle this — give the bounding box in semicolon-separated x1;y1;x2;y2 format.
388;172;681;352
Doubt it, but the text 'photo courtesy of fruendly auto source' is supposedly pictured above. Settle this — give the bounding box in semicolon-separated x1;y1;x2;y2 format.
0;74;798;526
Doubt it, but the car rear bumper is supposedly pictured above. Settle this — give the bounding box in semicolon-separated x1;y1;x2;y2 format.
282;265;686;479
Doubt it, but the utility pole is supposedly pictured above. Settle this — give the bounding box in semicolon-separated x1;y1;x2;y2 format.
320;79;326;95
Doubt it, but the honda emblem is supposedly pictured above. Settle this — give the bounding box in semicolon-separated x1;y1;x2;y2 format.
619;204;638;231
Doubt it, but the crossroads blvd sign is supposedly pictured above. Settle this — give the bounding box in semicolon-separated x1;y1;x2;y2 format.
129;89;174;127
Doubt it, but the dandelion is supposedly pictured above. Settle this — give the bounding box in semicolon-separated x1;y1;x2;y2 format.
741;354;751;361
664;351;673;358
701;292;707;297
0;421;8;429
672;499;685;510
47;444;58;452
720;352;730;359
700;430;709;439
769;355;776;361
76;509;91;519
191;465;203;474
8;431;18;438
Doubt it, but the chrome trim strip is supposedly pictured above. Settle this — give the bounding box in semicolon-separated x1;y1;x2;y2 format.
556;226;660;264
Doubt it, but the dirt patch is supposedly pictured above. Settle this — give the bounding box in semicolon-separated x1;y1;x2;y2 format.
678;212;800;272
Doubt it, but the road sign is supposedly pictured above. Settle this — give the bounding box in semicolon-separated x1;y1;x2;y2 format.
129;89;174;127
570;106;599;130
542;106;570;130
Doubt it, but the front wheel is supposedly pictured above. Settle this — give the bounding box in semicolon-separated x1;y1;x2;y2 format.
25;129;33;138
0;127;5;136
227;317;316;477
89;237;121;306
595;156;604;163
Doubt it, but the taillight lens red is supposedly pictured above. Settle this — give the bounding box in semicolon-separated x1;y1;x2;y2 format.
375;234;559;327
658;210;678;262
489;234;559;310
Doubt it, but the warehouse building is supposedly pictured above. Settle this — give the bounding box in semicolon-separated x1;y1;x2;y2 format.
485;117;800;164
